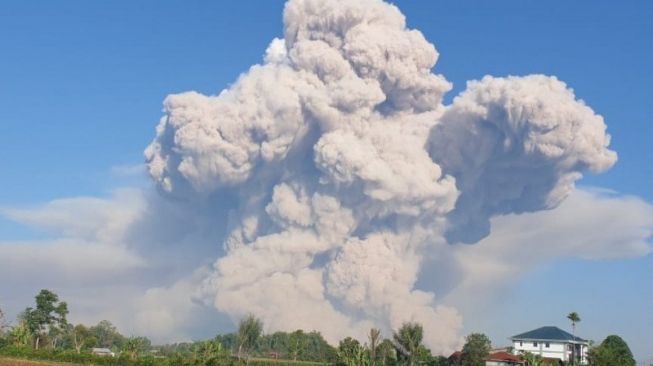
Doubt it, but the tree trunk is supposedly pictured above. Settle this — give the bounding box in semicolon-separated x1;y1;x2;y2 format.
35;336;40;350
74;333;82;353
571;323;576;364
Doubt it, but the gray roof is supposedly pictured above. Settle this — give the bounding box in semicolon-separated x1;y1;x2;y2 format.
511;326;587;343
92;348;113;353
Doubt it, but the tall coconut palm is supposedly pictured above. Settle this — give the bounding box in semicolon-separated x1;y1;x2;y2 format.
567;312;581;335
392;322;423;366
369;328;381;365
377;338;396;366
567;312;581;364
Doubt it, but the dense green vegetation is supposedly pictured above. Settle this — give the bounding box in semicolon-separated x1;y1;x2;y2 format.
0;291;639;366
459;333;490;366
588;335;636;366
0;289;449;366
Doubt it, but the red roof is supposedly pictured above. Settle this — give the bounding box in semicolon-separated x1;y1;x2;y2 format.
448;351;462;360
486;351;522;362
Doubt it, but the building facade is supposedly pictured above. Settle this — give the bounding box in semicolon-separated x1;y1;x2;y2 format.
511;326;589;364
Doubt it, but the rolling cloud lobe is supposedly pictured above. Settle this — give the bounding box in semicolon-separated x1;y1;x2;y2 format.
142;0;618;354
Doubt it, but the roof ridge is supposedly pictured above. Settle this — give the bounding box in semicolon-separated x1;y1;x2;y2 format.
510;325;587;342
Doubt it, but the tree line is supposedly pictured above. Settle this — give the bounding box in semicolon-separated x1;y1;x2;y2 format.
0;290;640;366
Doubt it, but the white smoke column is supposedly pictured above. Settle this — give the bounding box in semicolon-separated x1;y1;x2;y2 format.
145;0;616;354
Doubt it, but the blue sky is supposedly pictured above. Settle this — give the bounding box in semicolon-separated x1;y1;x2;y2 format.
1;0;652;361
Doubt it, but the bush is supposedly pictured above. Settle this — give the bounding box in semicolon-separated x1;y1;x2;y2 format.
0;344;331;366
0;345;169;366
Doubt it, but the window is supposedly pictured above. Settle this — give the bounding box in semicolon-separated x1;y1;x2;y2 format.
519;341;523;347
545;342;550;348
533;342;538;347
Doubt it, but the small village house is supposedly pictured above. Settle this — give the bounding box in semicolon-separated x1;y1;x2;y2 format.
91;347;115;357
511;326;589;364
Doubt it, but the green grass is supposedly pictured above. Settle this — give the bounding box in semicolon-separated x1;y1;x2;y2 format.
248;357;329;366
0;347;333;366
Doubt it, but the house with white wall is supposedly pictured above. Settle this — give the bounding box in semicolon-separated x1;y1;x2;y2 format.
91;347;115;357
511;326;589;364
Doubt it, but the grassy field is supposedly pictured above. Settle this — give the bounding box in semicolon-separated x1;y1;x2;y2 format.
0;357;330;366
248;358;329;365
0;358;76;366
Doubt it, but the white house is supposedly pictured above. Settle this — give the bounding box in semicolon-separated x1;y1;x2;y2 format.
511;326;589;364
91;347;115;357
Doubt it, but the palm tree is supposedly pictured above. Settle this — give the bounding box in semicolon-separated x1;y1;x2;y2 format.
392;322;423;366
369;328;381;365
8;319;32;347
567;312;581;364
520;351;544;366
567;312;581;335
377;338;396;366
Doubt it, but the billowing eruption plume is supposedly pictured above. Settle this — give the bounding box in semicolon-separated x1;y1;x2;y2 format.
145;0;616;354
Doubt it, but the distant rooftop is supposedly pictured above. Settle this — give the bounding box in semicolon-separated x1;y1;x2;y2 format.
92;348;113;353
511;326;587;343
486;351;522;362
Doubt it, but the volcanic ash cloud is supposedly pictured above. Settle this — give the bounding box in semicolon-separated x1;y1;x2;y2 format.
144;0;616;354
